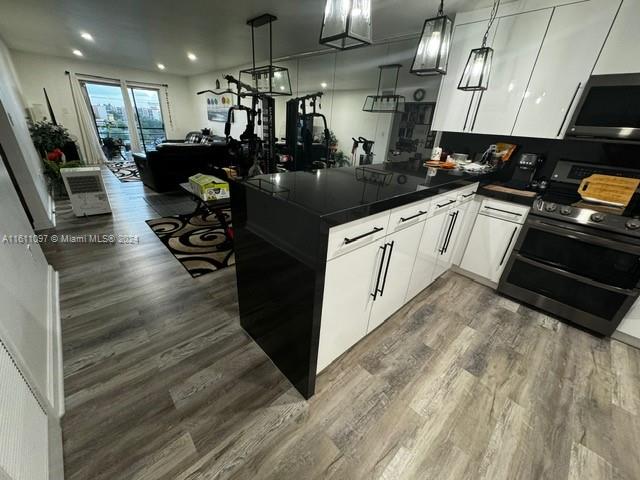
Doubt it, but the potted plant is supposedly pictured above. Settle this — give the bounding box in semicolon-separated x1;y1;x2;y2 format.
28;120;82;199
321;129;339;153
101;120;124;159
28;120;72;158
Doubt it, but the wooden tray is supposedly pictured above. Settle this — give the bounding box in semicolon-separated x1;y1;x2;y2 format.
578;174;640;207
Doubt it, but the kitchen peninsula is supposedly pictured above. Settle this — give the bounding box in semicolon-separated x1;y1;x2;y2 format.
230;164;486;398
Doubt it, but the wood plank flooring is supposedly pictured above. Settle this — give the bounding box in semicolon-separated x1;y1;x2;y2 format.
42;167;640;480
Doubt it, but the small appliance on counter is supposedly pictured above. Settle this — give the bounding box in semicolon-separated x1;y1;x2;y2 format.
498;160;640;336
504;153;544;190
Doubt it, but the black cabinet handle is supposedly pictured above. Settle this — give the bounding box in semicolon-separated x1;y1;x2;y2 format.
379;241;394;297
344;226;383;245
462;192;475;198
439;212;456;254
483;206;522;216
436;199;456;208
371;244;387;300
443;211;459;254
499;226;518;266
400;210;427;222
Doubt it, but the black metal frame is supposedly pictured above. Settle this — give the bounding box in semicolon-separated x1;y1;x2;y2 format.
410;14;453;76
457;46;494;91
241;14;292;96
319;0;372;50
363;64;406;113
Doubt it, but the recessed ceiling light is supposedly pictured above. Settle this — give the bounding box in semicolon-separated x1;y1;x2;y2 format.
72;49;84;57
80;32;94;42
279;85;285;91
187;52;197;61
321;82;328;89
157;63;166;70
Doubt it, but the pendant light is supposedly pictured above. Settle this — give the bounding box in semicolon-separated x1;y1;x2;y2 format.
363;64;405;113
458;0;500;91
320;0;372;50
239;14;292;96
410;0;453;76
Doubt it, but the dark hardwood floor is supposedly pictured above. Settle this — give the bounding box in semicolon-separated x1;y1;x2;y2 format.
42;167;640;480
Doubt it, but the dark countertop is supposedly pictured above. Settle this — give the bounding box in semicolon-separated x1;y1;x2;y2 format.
239;163;488;226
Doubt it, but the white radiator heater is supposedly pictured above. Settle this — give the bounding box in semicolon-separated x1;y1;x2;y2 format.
61;166;112;217
0;340;49;480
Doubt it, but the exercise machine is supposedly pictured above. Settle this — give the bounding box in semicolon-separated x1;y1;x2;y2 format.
284;92;331;171
351;136;375;165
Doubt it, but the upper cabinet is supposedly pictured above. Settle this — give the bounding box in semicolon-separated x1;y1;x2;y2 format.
431;20;495;133
432;0;622;139
470;9;552;135
594;0;640;74
512;0;621;138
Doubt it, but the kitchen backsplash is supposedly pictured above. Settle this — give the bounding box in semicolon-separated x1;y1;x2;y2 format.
440;132;640;183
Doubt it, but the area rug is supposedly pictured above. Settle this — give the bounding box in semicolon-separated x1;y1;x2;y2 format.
106;160;141;182
146;209;234;277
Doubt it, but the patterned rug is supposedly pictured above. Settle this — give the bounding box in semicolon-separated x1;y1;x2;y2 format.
106;160;141;182
146;209;234;278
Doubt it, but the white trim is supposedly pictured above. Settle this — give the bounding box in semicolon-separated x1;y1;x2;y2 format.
46;266;64;418
612;330;640;350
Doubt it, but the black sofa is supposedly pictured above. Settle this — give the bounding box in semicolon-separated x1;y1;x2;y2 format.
133;135;231;192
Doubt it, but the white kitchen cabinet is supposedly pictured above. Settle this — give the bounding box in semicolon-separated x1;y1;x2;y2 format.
317;238;385;372
594;0;640;75
368;220;425;332
459;198;530;284
511;0;621;139
431;20;495;133
432;206;466;280
406;206;451;301
470;9;552;135
452;196;481;266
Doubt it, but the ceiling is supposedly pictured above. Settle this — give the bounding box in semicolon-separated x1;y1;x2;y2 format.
0;0;502;76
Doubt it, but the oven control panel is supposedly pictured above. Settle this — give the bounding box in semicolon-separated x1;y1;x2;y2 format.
532;199;640;238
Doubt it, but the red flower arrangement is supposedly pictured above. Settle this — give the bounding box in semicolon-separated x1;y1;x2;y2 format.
46;148;64;163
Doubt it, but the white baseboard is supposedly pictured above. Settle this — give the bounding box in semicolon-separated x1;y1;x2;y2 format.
612;330;640;350
451;265;498;290
46;266;65;418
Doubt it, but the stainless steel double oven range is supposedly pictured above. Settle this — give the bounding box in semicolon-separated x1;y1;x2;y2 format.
498;161;640;335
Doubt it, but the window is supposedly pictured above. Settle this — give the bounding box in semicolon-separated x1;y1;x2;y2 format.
128;87;167;151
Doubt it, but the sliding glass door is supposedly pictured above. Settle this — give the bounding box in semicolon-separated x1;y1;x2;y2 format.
128;87;166;151
82;81;167;158
82;81;132;159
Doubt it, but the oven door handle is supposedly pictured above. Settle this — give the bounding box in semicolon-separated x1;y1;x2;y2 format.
515;253;637;295
526;217;640;254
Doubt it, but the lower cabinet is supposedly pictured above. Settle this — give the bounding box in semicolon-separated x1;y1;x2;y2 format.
368;220;425;332
459;198;530;284
317;237;385;372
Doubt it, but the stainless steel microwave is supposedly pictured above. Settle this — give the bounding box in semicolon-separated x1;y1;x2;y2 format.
566;73;640;142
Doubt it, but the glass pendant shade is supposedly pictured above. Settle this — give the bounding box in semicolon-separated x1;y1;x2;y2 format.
458;47;493;91
320;0;372;50
239;65;292;96
363;64;406;113
362;95;405;113
411;15;453;75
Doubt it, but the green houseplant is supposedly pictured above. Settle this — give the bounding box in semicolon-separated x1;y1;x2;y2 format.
28;120;72;157
28;120;82;199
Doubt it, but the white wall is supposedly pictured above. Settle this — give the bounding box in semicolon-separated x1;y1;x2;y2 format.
10;50;200;152
0;38;53;229
0;149;51;405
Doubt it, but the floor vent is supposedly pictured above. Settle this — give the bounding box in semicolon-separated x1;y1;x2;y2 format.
0;339;48;480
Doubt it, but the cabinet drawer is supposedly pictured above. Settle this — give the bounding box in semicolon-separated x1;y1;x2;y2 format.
479;198;529;224
430;193;458;216
327;211;390;260
388;199;430;234
456;183;479;204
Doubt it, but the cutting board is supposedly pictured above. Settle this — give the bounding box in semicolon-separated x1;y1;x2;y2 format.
578;174;640;207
